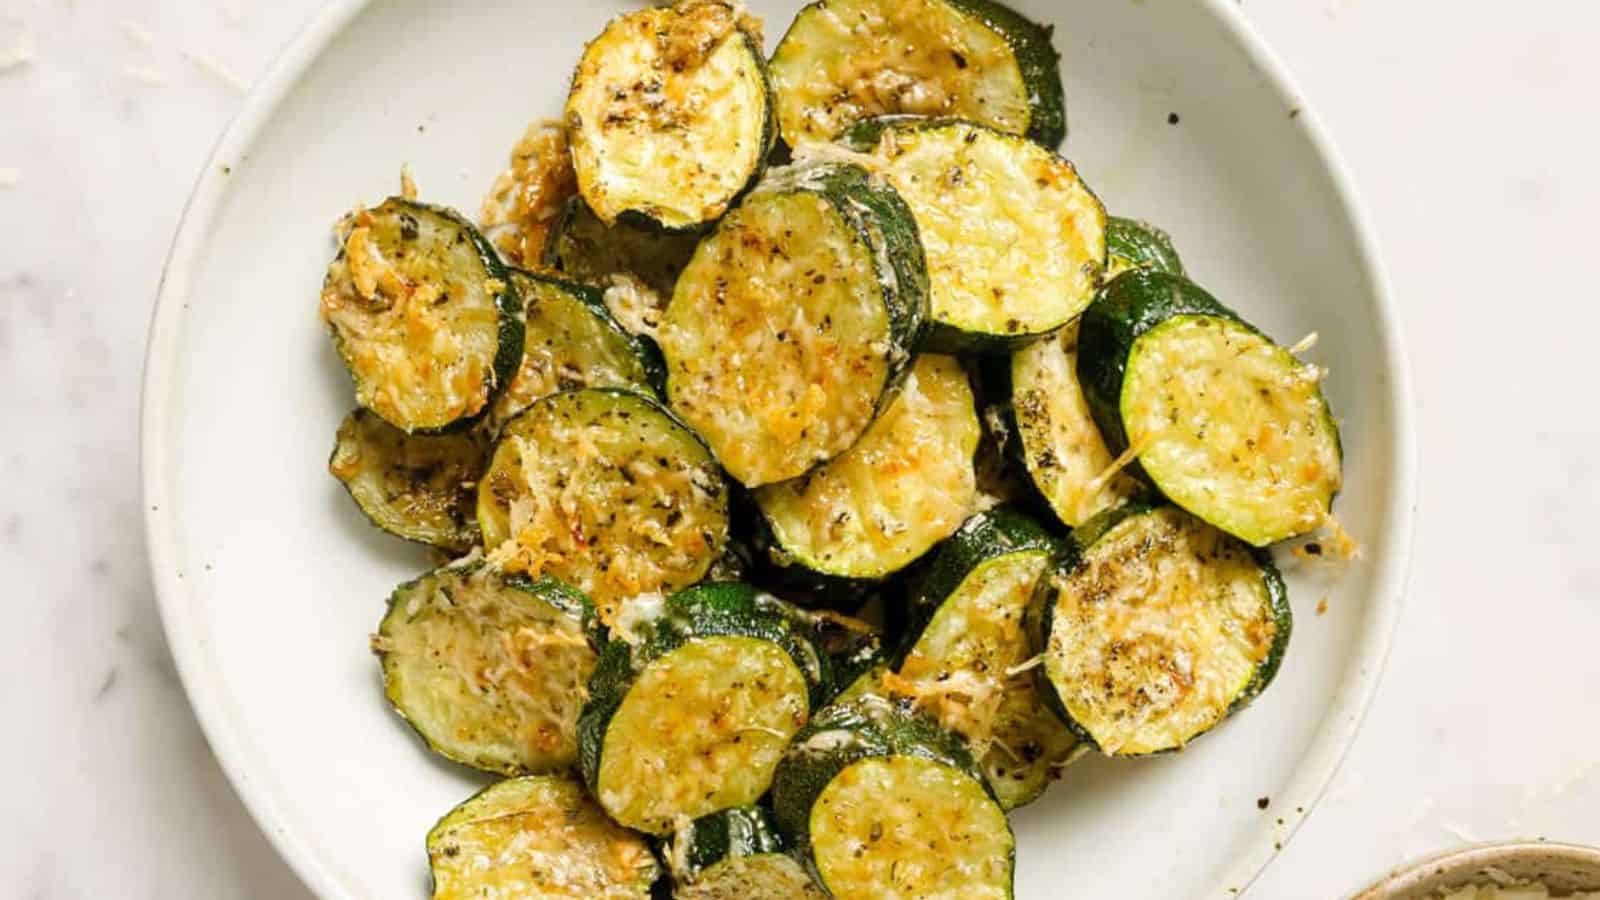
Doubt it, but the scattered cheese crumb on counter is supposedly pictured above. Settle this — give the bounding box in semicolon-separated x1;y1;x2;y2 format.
0;168;20;188
183;49;247;93
0;25;35;72
117;19;155;48
122;64;166;86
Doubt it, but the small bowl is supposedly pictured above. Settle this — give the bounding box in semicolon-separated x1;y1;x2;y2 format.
1354;841;1600;899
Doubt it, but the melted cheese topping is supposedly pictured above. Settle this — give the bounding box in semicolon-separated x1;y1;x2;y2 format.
484;275;654;434
755;355;979;577
567;2;768;229
428;776;660;899
598;636;809;834
810;755;1012;900
480;120;578;267
869;122;1104;337
771;0;1029;145
662;185;892;487
477;391;727;624
1043;508;1278;755
550;202;701;302
1124;315;1342;546
1012;321;1140;526
676;854;826;899
378;565;595;774
330;409;484;551
320;201;505;431
895;551;1079;809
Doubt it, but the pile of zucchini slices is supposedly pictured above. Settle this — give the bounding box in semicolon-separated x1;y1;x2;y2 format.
319;1;1346;896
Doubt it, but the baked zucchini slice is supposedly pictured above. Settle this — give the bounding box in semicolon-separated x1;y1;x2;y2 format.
1077;271;1344;545
484;269;662;433
894;508;1082;809
1027;504;1292;756
544;197;703;302
328;408;486;552
1106;215;1185;280
661;161;929;487
665;806;826;899
579;583;824;834
374;559;598;775
566;0;776;231
320;198;522;432
479;119;578;268
771;697;1014;900
427;775;661;899
770;0;1064;148
477;388;729;625
847;117;1106;351
754;354;979;581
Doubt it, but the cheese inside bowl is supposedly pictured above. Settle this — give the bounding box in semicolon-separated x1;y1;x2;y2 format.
1354;842;1600;900
139;1;1416;899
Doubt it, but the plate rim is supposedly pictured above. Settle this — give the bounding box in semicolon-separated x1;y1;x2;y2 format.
138;1;1418;897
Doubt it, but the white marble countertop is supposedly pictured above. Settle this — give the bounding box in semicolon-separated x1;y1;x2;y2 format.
3;0;1597;896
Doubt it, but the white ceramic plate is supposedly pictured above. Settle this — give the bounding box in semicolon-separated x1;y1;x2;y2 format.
141;2;1416;897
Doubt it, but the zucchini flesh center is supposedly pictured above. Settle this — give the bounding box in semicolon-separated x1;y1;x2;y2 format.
567;5;767;229
1045;508;1278;754
772;0;1028;145
755;354;979;577
598;636;809;834
663;190;891;487
329;410;483;551
809;755;1012;900
677;854;826;899
1123;315;1342;545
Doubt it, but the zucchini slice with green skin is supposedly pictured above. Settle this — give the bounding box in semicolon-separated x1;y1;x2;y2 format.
427;775;661;899
1026;504;1292;756
661;161;929;487
771;697;1015;900
320;197;522;433
754;354;979;581
375;558;599;775
328;408;486;552
665;806;826;899
770;0;1065;148
477;388;729;625
484;269;662;433
579;583;825;835
1105;216;1185;280
1077;271;1344;545
847;117;1107;351
894;508;1082;809
565;1;776;231
543;197;703;302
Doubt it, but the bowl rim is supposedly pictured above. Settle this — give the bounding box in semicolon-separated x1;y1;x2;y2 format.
137;2;1419;898
1353;841;1600;899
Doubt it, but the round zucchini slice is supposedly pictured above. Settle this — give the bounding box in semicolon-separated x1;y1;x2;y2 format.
374;559;598;775
543;197;703;302
754;354;979;581
484;269;662;433
771;697;1014;900
1077;271;1344;545
477;388;729;625
661;161;929;487
328;408;486;552
1105;215;1185;280
895;508;1082;809
427;775;661;899
850;117;1106;351
320;197;522;432
565;1;776;231
770;0;1065;148
579;583;824;835
1027;504;1292;756
665;806;826;899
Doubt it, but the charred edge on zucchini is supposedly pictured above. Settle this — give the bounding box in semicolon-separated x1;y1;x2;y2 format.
329;408;486;552
579;583;825;835
1026;504;1292;756
477;388;729;625
543;196;703;302
661;161;928;488
566;1;777;231
479;119;579;268
770;697;1015;900
1105;215;1185;280
1077;270;1343;545
665;806;826;898
790;607;888;704
427;775;661;899
321;197;522;433
770;0;1065;148
894;507;1081;809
